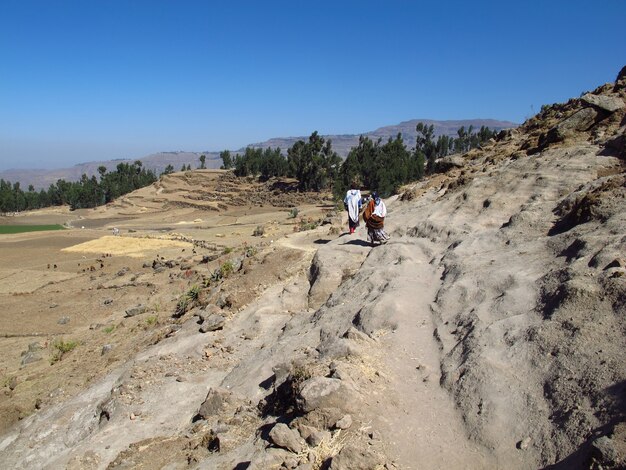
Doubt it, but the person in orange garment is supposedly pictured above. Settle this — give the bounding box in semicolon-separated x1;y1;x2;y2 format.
362;191;389;246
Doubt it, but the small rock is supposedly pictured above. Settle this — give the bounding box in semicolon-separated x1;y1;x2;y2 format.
343;327;370;342
269;423;304;454
199;314;226;333
101;344;113;355
306;429;330;447
57;316;70;325
591;435;619;465
282;457;298;469
21;351;42;366
330;443;384;470
103;299;113;305
125;304;148;317
8;376;17;390
49;303;59;308
335;415;352;430
517;437;532;450
176;376;186;382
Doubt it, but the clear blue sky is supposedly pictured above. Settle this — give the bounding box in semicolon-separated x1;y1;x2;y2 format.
1;0;624;170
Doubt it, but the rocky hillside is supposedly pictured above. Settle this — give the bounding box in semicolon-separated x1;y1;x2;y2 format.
0;69;624;469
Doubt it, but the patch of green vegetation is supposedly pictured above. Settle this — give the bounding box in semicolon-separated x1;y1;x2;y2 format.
146;315;158;326
50;339;78;364
103;325;115;334
252;225;265;237
288;207;299;219
186;285;200;302
220;261;234;278
0;225;66;234
298;218;321;231
174;296;189;317
223;246;233;254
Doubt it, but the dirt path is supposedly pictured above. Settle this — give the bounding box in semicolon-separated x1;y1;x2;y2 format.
361;236;493;468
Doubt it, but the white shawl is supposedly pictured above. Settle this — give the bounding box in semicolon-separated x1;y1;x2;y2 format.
373;199;386;218
344;189;361;222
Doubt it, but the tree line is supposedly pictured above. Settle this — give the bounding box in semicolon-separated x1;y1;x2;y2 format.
219;123;498;198
0;123;498;214
0;161;157;213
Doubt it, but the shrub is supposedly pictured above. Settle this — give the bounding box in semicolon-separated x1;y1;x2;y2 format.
186;285;200;302
51;339;78;363
223;246;233;254
298;218;321;231
288;207;299;219
220;261;234;278
103;325;115;334
253;225;265;237
174;296;189;317
146;315;158;326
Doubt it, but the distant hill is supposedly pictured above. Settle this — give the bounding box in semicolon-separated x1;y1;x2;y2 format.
1;119;516;189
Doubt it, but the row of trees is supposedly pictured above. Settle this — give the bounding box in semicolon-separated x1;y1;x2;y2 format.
0;161;157;213
220;124;497;197
0;123;498;214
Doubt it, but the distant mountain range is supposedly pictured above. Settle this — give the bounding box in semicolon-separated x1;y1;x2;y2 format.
1;119;517;190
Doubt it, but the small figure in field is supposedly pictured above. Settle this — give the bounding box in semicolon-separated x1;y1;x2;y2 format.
112;227;120;236
363;191;389;246
343;184;362;234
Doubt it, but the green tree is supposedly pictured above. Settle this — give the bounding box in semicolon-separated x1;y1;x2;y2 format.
199;154;206;169
220;150;233;169
162;164;174;175
287;132;341;191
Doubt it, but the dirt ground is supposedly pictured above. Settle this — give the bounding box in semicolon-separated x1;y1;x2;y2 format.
0;171;337;434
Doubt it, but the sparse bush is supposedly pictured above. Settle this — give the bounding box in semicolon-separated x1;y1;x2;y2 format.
223;246;233;254
288;207;299;219
146;315;158;326
103;325;115;334
186;284;200;302
298;218;321;231
220;261;234;278
51;339;78;363
245;246;258;257
253;225;265;237
174;296;189;317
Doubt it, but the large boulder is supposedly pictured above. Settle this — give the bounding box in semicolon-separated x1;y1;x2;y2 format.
195;388;238;420
540;107;604;146
297;377;357;413
433;155;465;173
581;93;625;113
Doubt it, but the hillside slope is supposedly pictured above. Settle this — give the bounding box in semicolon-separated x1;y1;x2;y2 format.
0;69;624;469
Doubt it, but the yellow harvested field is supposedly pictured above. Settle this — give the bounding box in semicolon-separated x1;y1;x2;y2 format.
61;235;192;258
